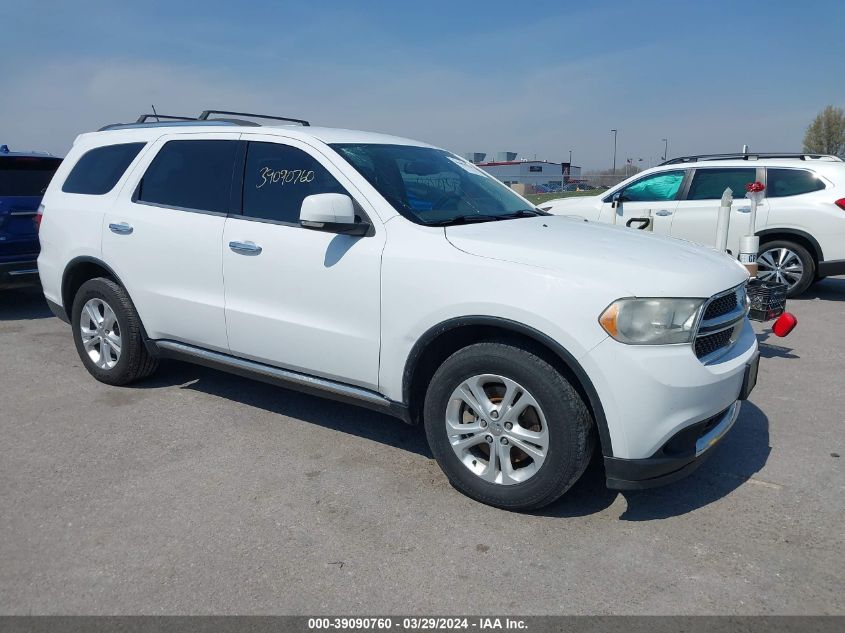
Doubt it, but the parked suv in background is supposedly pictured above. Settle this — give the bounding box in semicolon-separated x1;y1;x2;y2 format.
38;111;758;510
0;145;61;288
541;153;845;297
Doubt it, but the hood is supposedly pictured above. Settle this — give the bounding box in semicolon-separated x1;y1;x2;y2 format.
445;216;748;298
543;194;602;210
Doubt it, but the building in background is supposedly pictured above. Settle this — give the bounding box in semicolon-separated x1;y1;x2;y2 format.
467;152;582;192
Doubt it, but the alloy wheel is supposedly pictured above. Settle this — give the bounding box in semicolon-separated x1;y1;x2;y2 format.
445;374;549;485
79;298;122;370
757;247;804;290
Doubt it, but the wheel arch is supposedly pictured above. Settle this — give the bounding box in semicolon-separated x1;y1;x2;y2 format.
757;228;823;264
61;256;125;318
402;316;613;457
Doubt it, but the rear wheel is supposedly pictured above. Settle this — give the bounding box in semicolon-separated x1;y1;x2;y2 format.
71;277;158;385
423;342;594;510
757;240;815;298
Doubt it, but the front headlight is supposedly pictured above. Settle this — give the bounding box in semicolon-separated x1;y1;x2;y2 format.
599;297;705;345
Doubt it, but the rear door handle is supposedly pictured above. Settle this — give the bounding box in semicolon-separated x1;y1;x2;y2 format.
654;209;673;217
108;222;133;235
229;240;262;255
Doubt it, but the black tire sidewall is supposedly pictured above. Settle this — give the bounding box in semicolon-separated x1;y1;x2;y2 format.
423;343;592;510
71;278;135;383
759;240;815;297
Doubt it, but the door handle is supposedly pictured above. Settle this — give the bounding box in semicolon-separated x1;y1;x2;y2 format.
229;240;262;255
654;209;673;217
737;207;751;213
108;222;133;235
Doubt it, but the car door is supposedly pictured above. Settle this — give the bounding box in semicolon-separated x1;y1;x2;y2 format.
102;133;240;351
222;135;384;390
671;167;761;253
597;169;685;235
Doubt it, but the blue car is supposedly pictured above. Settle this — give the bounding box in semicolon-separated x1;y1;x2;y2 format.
0;145;62;288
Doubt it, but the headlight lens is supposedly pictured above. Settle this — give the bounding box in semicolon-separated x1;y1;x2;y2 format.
599;298;705;345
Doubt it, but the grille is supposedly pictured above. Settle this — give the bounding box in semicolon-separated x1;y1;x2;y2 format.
695;328;734;359
703;292;738;321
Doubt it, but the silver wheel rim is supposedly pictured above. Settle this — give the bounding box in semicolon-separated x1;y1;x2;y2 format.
757;247;804;289
445;374;549;486
80;298;122;370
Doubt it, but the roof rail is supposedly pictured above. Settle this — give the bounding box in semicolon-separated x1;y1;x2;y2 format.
198;110;310;126
661;152;843;165
135;114;198;123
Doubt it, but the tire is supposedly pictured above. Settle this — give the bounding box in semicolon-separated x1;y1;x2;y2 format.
757;240;815;298
71;277;158;385
423;342;594;511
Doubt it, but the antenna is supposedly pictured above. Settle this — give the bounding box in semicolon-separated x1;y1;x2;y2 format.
151;104;160;122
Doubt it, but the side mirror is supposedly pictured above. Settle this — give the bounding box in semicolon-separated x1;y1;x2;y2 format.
611;192;627;208
300;193;370;236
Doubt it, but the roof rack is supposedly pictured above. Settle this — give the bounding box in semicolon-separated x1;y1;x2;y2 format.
135;114;198;123
198;110;310;126
661;152;843;165
99;109;311;131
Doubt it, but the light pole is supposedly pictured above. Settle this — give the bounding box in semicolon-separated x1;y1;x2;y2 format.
662;138;668;161
611;129;618;175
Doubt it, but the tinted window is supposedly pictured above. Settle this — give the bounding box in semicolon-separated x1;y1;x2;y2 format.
767;169;826;197
687;168;756;200
62;143;144;195
621;170;685;202
242;142;346;223
137;140;237;213
0;156;62;196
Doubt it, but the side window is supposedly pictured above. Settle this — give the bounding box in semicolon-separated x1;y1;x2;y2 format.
242;142;346;223
137;140;238;213
62;143;145;195
620;170;685;202
767;169;826;197
687;168;756;200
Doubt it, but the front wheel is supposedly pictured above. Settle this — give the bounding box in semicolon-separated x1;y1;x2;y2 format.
757;240;815;298
423;342;594;510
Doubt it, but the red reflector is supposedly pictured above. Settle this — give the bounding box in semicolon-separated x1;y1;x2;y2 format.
772;312;797;337
35;205;44;232
836;198;845;210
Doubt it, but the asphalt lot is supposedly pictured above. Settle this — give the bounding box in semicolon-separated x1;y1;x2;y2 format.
1;280;843;615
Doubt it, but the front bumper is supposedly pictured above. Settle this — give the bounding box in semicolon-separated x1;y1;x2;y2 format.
0;259;40;289
604;400;741;489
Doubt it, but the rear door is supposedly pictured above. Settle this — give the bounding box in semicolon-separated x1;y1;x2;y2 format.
102;133;240;351
597;169;685;234
671;167;761;253
0;155;61;262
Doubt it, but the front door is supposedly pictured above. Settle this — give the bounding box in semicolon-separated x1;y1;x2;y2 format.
598;169;686;235
222;136;384;390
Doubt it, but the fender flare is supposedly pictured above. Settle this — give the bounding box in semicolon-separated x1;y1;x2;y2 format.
756;228;823;262
402;316;614;457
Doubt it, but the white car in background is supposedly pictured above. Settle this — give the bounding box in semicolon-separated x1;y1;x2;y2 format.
541;153;845;297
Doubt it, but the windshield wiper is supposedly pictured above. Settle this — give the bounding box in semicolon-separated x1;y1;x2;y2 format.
496;208;549;218
423;215;503;227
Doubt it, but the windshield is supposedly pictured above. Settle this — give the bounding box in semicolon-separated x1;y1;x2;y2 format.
330;143;544;226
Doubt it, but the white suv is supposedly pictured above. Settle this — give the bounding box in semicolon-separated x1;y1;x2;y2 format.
542;154;845;297
38;111;759;510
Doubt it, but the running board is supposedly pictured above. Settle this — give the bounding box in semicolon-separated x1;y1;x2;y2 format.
154;340;411;423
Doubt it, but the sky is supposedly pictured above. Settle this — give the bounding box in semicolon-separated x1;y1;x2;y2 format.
2;0;844;169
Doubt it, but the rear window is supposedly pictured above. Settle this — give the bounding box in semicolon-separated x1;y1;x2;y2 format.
62;143;145;195
0;156;62;196
136;140;238;213
766;168;826;197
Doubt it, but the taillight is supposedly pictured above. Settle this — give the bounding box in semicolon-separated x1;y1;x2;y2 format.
35;204;44;231
835;198;845;211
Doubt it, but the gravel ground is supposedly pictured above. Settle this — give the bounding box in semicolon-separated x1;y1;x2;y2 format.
0;280;842;615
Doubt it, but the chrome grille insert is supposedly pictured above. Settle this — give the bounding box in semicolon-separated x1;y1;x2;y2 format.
694;283;748;364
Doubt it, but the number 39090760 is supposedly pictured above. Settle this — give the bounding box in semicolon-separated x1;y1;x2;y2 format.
257;166;315;189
